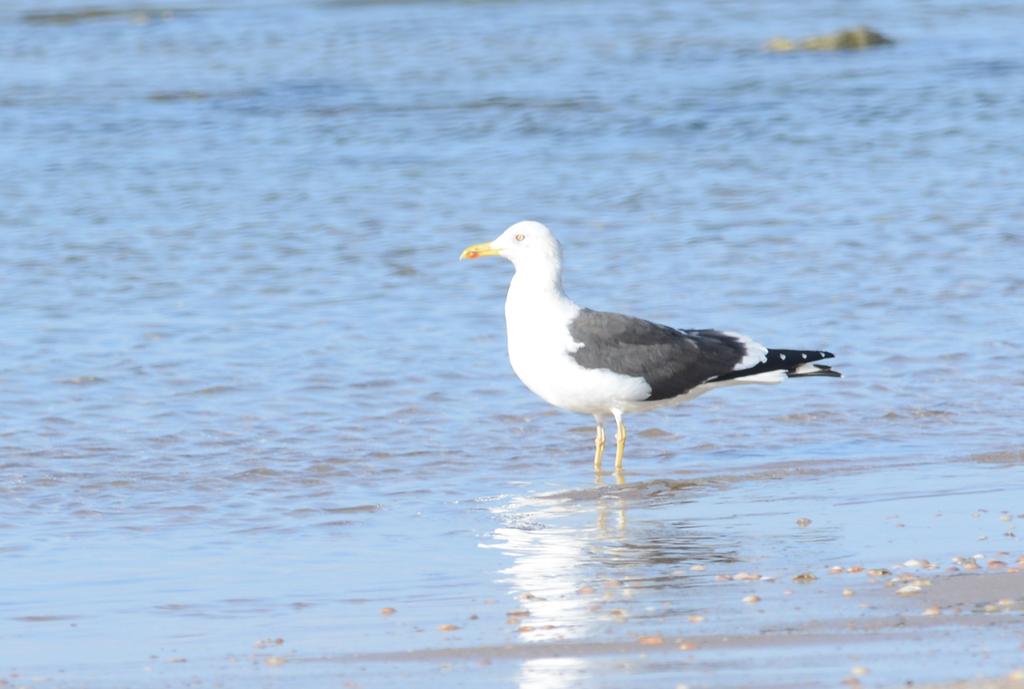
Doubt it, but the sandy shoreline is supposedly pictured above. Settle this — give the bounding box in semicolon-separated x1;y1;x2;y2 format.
299;570;1024;689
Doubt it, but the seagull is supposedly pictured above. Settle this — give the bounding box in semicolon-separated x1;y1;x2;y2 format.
460;221;841;473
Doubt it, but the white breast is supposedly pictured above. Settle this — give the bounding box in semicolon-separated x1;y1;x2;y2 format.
504;277;650;415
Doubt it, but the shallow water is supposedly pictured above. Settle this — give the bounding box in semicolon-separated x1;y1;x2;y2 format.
2;0;1023;686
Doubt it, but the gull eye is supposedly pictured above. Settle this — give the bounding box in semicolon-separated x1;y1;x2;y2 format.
514;233;525;241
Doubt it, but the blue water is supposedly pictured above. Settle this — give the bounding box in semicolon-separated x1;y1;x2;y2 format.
2;0;1023;687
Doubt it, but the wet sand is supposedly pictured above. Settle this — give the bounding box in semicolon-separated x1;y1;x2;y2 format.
7;448;1024;688
48;452;1013;689
321;562;1024;689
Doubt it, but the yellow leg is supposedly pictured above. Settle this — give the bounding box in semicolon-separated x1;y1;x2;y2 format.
613;409;626;472
593;423;606;471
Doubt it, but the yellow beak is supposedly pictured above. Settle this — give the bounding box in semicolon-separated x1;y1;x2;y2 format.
459;241;502;260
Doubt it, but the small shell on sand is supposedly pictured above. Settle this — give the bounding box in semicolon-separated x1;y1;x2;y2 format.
922;606;941;616
742;595;761;604
438;624;459;632
638;635;664;645
793;572;817;583
380;607;396;616
265;656;287;667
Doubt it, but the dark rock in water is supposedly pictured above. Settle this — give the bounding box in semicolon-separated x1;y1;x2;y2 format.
767;26;894;52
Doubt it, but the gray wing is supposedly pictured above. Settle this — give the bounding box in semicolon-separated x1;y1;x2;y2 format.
567;308;748;401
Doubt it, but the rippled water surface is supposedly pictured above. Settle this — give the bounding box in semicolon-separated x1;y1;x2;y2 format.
2;0;1023;686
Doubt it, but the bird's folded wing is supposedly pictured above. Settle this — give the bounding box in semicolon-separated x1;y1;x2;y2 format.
567;309;752;401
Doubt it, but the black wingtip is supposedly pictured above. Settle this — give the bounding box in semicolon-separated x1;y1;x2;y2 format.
712;347;841;383
770;349;835;363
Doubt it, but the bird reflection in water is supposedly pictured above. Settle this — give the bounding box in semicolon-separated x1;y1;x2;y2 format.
486;476;739;689
594;468;626;534
518;656;590;689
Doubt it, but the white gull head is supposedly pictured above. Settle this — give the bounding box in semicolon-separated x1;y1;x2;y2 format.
460;220;563;284
488;220;562;272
